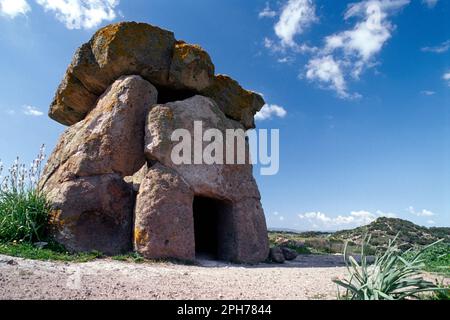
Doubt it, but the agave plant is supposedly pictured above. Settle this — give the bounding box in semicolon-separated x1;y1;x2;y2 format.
334;235;444;300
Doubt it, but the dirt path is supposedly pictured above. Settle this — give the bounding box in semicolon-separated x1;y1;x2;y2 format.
0;254;446;300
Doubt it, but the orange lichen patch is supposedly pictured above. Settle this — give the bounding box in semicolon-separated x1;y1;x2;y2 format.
92;22;175;64
201;74;265;129
174;41;210;62
134;228;150;247
49;209;62;225
204;74;264;112
49;209;79;230
169;40;215;91
92;23;121;46
163;108;174;121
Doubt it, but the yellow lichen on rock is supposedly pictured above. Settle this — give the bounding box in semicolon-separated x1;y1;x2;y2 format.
48;21;263;130
134;228;150;247
201;75;265;130
168;40;215;91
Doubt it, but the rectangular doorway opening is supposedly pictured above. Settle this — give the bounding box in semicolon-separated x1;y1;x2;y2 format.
193;196;233;261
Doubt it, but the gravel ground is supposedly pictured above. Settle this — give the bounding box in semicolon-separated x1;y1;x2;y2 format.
0;254;446;300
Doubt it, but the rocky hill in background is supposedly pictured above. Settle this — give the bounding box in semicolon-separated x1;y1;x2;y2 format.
269;217;450;254
333;217;449;248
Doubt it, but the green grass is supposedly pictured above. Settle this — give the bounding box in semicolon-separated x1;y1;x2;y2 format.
0;242;102;263
0;190;50;243
0;242;199;265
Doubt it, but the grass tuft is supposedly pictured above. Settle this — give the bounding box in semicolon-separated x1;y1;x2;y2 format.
0;190;50;243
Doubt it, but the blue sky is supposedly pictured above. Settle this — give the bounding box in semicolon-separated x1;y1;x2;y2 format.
0;0;448;231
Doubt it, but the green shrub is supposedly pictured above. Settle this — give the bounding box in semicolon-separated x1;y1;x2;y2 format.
403;242;450;276
334;235;444;300
0;146;50;243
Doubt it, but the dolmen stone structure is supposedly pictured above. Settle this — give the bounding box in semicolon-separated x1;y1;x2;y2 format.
39;22;269;264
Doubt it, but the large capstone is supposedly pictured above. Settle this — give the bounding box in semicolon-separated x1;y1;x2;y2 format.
48;22;264;129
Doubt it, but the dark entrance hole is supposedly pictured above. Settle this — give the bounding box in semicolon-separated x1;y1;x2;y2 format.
156;85;197;104
193;196;234;260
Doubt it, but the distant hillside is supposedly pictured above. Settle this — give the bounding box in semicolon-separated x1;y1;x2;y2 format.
333;217;449;249
269;217;449;254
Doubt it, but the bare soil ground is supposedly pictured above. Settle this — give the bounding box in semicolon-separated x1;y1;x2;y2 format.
0;254;446;300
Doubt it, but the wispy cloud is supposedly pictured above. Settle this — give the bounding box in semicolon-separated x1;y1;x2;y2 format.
0;0;120;29
298;210;396;231
422;0;439;8
420;90;436;96
421;40;450;53
0;0;30;18
259;2;277;19
273;0;317;48
22;105;44;116
443;72;450;86
305;55;355;99
255;104;287;121
271;211;286;222
305;0;410;98
36;0;120;29
261;0;410;99
407;206;435;217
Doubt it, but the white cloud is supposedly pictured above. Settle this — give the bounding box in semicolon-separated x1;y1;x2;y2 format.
421;40;450;53
443;72;450;86
0;0;120;29
259;2;277;19
304;0;409;98
23;105;44;116
255;104;287;121
274;0;317;47
375;210;397;218
298;210;394;231
277;57;293;64
0;0;30;18
305;55;352;98
263;37;281;52
407;206;435;217
422;0;439;8
427;220;436;225
36;0;119;29
262;1;409;99
420;90;436;96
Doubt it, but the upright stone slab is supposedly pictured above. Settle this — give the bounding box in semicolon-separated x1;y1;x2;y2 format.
41;76;158;254
134;163;196;260
139;95;269;263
